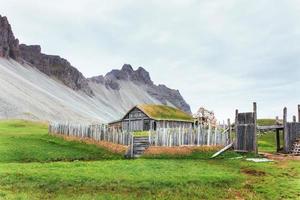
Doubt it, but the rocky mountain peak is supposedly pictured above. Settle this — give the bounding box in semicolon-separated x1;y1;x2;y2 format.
121;64;134;73
0;15;20;60
101;64;154;87
0;14;191;114
19;44;94;96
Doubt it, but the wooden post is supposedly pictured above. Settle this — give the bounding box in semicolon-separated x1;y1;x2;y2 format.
253;102;258;154
207;120;211;146
275;116;280;152
235;109;238;149
227;118;231;144
298;105;300;123
293;115;296;123
283;107;288;153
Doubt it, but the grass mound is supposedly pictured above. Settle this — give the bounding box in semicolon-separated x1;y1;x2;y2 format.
0;120;122;163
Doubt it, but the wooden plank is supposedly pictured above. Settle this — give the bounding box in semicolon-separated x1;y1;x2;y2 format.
257;125;284;131
211;143;233;158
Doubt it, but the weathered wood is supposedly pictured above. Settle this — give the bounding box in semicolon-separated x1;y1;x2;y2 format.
285;122;300;153
227;118;231;144
276;129;280;152
235;103;257;153
257;125;284;131
298;105;300;123
148;126;229;147
211;142;233;158
283;107;288;153
293;115;297;123
235;109;238;149
253;102;258;154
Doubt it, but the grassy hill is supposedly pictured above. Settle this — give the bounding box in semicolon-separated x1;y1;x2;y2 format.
0;120;122;163
0;120;299;199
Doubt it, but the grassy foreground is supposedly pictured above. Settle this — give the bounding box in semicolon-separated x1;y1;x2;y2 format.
0;120;299;200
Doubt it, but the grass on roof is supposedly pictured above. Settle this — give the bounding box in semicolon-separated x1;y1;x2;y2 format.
137;104;193;121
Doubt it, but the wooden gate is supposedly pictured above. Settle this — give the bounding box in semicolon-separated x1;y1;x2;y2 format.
234;103;257;154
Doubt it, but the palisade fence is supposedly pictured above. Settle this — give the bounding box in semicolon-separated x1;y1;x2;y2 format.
149;126;230;146
49;122;230;147
49;122;132;145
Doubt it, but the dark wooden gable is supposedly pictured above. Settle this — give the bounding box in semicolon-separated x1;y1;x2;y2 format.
123;107;149;120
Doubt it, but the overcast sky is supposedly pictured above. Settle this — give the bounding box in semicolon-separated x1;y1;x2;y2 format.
1;0;300;121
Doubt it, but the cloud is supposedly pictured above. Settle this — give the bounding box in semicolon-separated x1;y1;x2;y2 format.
0;0;300;120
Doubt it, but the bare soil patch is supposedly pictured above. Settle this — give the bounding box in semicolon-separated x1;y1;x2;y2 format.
52;134;128;154
261;152;300;161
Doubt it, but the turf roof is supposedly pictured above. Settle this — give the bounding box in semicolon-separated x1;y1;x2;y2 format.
136;104;193;122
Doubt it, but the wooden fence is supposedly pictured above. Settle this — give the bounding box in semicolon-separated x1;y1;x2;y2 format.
49;122;132;145
49;122;230;147
148;126;230;146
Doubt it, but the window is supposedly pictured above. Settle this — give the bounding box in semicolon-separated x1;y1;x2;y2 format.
143;120;150;131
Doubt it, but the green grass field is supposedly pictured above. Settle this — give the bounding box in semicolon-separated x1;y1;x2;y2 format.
0;120;299;200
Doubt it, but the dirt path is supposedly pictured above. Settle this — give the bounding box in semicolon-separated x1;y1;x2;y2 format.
260;152;300;161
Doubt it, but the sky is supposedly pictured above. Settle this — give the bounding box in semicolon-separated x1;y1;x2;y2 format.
1;0;300;121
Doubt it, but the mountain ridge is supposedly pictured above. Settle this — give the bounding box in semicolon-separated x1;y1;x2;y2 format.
0;14;191;122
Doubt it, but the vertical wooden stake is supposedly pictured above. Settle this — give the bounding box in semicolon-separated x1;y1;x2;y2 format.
275;116;280;152
298;105;300;123
235;109;239;149
253;102;258;154
283;107;288;153
293;115;296;123
227;118;231;144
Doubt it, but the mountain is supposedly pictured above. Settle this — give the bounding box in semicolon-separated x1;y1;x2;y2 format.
0;15;191;123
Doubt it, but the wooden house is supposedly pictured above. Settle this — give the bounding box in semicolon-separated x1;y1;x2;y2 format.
108;104;194;132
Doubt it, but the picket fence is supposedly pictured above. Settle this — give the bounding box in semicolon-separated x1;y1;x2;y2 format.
48;122;230;147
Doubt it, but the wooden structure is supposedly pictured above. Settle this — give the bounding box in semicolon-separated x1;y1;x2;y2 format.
283;106;300;153
235;103;300;154
193;107;217;127
235;102;257;154
109;104;194;132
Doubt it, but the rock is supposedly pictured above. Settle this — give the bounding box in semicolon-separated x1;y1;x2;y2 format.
131;67;153;85
0;15;20;60
1;14;191;113
89;64;191;113
88;75;105;84
147;84;191;114
0;15;93;96
19;44;94;96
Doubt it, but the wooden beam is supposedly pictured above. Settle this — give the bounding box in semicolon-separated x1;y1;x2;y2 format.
253;102;258;154
293;115;297;123
283;107;288;153
257;125;284;131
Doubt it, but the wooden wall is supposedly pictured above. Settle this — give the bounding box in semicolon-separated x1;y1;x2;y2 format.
284;122;300;153
235;103;257;153
121;107;193;132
